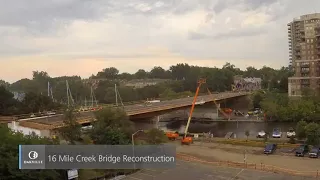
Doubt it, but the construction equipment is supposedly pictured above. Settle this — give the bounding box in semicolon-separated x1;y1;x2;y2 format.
207;88;231;120
181;78;206;145
166;132;179;140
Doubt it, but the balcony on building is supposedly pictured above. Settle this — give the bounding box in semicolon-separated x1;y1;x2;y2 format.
316;26;320;36
301;79;310;85
301;63;310;68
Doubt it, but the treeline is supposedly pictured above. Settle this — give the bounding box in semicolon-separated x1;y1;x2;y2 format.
253;90;320;122
0;107;167;179
1;63;292;106
0;86;61;115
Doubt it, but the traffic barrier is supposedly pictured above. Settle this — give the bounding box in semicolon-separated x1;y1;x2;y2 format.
176;153;319;178
198;138;300;148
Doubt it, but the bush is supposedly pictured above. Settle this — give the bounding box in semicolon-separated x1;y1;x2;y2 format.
288;136;296;144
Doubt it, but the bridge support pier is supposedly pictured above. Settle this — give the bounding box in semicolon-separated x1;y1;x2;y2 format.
216;103;220;119
156;115;160;129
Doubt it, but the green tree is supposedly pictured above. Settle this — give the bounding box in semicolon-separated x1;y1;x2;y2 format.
245;130;250;141
145;128;168;144
305;122;320;145
149;66;167;79
59;108;82;144
90;107;133;144
0;86;20;115
96;67;119;79
0;79;10;88
296;121;308;140
0;125;66;180
134;69;148;79
252;91;264;108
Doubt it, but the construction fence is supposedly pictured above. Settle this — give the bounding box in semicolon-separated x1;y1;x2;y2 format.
176;153;320;178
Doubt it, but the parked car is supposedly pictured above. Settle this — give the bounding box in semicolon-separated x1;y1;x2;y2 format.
286;127;296;138
30;114;36;118
257;130;266;138
264;143;277;154
308;146;320;158
46;111;56;115
295;144;309;157
272;128;282;138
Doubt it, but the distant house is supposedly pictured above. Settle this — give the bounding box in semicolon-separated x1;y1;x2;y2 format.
124;79;170;88
8;121;53;138
233;76;262;91
12;91;25;102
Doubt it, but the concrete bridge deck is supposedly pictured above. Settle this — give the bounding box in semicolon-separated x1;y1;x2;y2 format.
12;91;250;130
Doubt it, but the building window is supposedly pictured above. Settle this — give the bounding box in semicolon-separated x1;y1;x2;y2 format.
292;91;295;95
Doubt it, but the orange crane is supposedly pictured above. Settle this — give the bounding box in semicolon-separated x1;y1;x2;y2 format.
181;78;206;145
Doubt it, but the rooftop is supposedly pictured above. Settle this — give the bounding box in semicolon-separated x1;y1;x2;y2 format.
15;112;95;130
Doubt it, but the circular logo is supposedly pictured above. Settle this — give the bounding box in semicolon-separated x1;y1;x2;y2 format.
28;151;38;160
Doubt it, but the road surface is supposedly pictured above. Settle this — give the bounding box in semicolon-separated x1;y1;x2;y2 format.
122;160;314;180
176;142;320;172
19;92;248;125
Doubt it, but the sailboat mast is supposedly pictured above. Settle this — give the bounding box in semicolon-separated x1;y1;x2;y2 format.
48;82;50;97
66;80;69;107
115;84;118;106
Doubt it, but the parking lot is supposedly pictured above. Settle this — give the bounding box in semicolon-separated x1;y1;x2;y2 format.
122;160;316;180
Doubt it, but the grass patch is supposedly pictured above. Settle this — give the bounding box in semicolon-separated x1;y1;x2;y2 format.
79;169;139;180
194;138;300;148
79;169;105;180
214;139;299;148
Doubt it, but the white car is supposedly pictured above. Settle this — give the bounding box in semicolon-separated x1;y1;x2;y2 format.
46;111;56;115
195;99;205;105
272;128;282;138
287;128;296;138
257;130;266;138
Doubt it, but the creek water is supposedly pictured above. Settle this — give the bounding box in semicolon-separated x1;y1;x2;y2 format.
133;107;297;138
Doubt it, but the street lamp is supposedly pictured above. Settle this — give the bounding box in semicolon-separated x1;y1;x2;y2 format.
132;130;144;170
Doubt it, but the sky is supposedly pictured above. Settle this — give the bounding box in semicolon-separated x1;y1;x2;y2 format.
0;0;320;83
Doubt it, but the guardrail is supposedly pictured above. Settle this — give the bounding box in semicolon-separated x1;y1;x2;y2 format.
0;116;17;123
11;91;250;120
125;92;249;116
176;153;319;178
194;138;301;148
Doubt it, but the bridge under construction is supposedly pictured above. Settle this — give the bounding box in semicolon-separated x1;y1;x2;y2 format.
7;91;249;132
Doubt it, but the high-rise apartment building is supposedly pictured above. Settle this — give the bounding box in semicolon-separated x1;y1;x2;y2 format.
288;13;320;96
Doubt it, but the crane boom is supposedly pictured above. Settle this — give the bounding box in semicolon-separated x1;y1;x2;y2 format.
207;88;230;119
183;78;206;138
